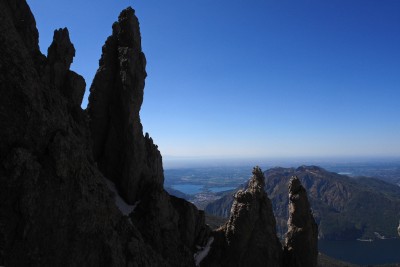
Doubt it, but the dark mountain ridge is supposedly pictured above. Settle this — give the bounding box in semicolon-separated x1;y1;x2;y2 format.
206;165;400;240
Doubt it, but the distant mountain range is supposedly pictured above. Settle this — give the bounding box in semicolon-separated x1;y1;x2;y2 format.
205;166;400;240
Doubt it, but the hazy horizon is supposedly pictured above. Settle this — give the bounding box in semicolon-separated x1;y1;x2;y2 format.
28;0;400;159
162;154;400;169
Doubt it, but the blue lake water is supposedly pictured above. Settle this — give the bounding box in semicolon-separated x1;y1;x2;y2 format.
319;239;400;265
208;186;236;193
171;184;203;195
171;184;236;195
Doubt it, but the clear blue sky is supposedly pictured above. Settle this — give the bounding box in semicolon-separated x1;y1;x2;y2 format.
28;0;400;159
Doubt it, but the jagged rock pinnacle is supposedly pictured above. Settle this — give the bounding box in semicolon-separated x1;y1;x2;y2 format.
47;28;75;71
88;7;162;204
283;176;318;267
44;28;85;107
247;166;265;193
203;166;282;267
88;7;210;266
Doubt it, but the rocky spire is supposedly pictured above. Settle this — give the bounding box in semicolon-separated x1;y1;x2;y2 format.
87;7;210;266
283;176;318;267
203;166;282;267
43;28;85;107
87;7;163;204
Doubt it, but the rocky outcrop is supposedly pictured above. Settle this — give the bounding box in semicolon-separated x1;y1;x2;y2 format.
202;167;282;267
44;28;85;108
283;176;318;267
87;8;162;204
202;170;319;267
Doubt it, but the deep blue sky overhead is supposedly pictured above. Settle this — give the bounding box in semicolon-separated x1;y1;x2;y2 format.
28;0;400;159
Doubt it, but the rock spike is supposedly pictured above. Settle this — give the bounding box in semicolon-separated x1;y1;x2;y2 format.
283;176;318;267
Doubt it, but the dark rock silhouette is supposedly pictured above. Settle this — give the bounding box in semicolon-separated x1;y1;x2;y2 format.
44;28;85;108
0;2;205;265
0;1;318;266
87;7;163;204
0;0;170;265
87;7;210;266
283;176;318;267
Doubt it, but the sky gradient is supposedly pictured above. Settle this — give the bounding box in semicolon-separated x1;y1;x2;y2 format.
28;0;400;159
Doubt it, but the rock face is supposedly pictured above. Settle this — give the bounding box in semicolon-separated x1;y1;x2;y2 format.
0;1;206;266
283;176;318;267
202;167;282;267
0;0;136;265
0;1;319;266
87;8;163;204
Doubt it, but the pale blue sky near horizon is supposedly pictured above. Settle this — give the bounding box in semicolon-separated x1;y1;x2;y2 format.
28;0;400;160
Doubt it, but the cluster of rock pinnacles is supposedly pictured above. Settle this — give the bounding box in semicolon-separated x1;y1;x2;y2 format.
0;0;317;266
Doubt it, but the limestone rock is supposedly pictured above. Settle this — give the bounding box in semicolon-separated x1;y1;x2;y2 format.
283;176;318;267
87;7;162;204
203;167;282;267
0;1;164;265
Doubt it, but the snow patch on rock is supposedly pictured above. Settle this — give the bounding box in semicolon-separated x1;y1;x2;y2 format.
105;178;139;215
194;237;214;266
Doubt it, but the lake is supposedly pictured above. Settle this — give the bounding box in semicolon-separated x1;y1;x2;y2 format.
208;186;236;193
319;239;400;265
171;184;236;195
171;184;204;195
